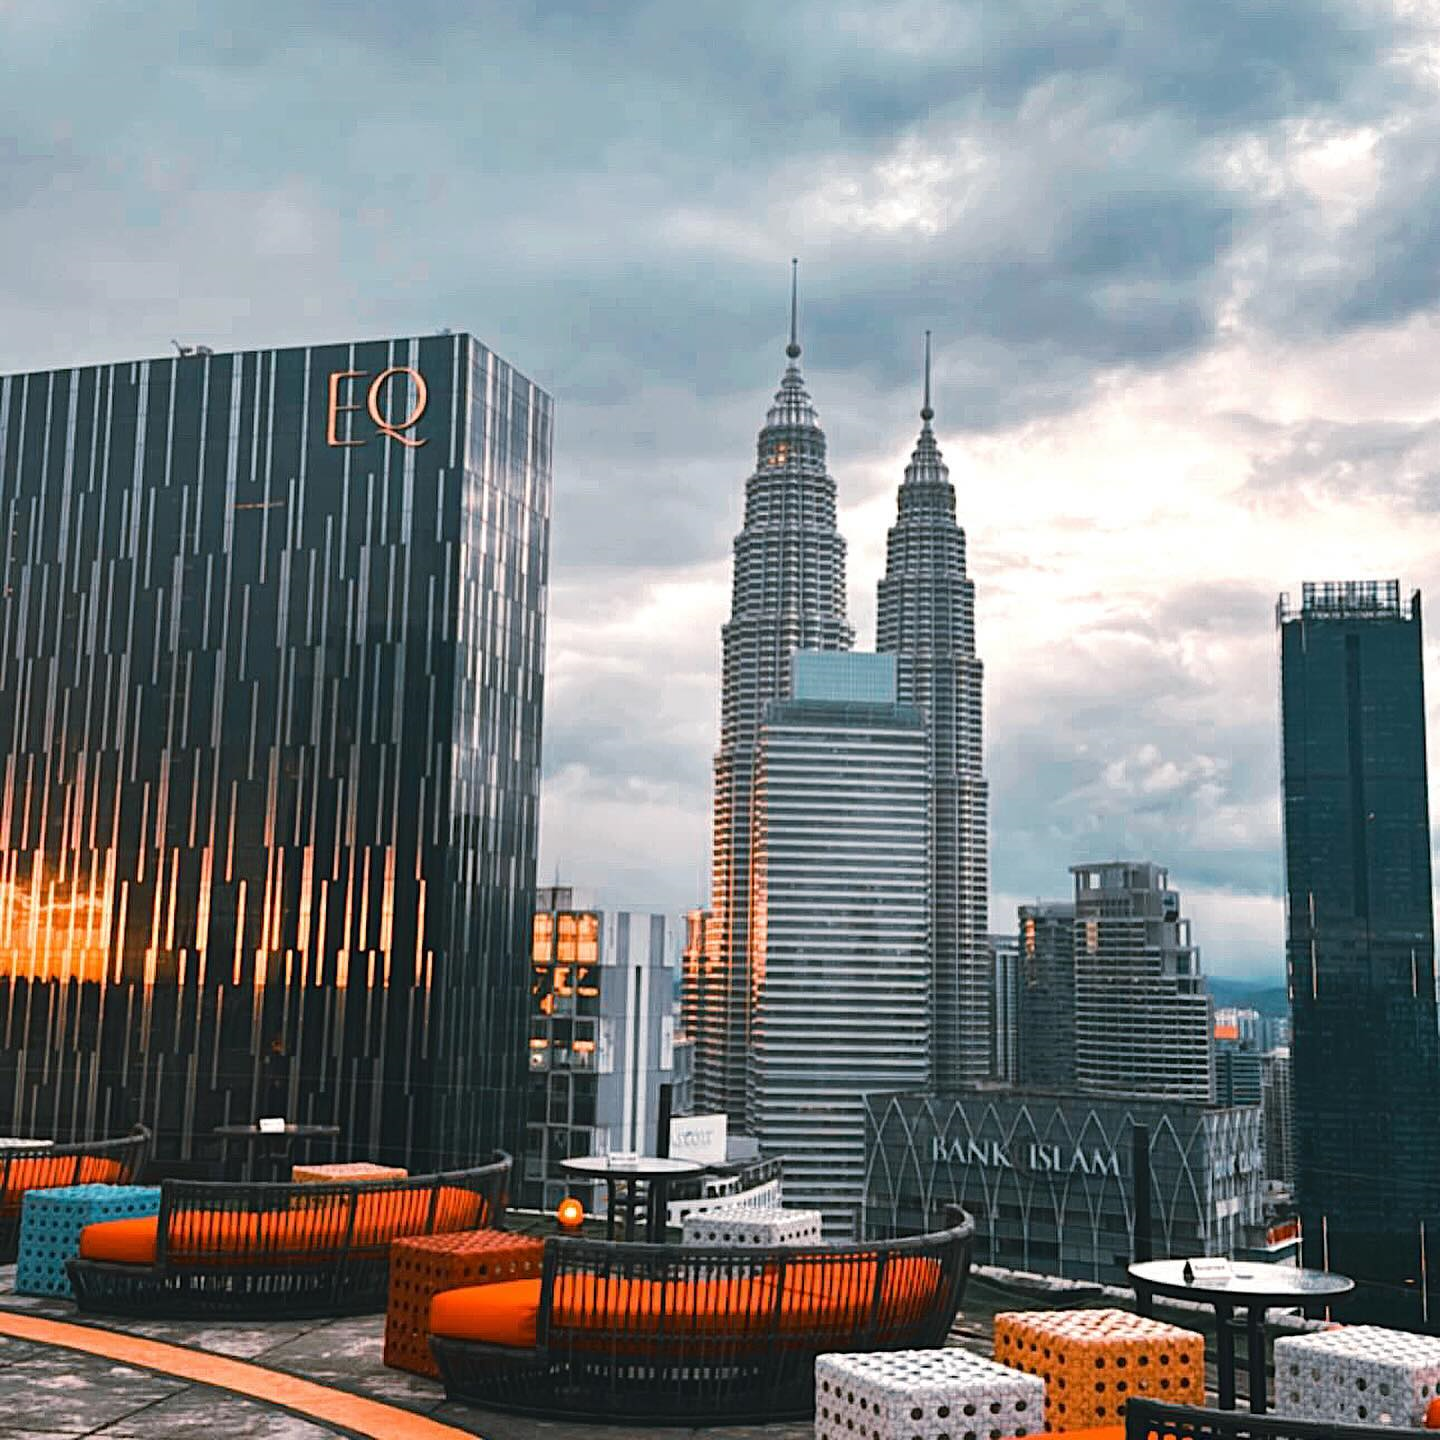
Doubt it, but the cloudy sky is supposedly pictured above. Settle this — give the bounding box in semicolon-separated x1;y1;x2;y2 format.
5;1;1440;980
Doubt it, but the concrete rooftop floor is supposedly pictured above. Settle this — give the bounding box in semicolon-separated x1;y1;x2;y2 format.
0;1261;1263;1439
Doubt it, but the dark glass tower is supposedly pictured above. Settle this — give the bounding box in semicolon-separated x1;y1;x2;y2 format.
1279;580;1440;1328
876;336;990;1086
698;264;854;1123
0;333;552;1171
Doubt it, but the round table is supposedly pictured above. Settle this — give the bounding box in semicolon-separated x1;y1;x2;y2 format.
559;1155;704;1242
1129;1258;1353;1413
212;1124;341;1183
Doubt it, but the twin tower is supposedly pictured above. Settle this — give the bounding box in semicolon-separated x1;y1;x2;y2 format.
687;266;990;1221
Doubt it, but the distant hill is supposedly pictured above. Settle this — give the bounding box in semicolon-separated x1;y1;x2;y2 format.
1207;976;1289;1017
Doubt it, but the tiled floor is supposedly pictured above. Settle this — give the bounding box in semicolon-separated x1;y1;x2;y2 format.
0;1266;817;1438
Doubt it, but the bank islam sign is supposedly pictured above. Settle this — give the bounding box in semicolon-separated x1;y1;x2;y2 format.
931;1136;1122;1179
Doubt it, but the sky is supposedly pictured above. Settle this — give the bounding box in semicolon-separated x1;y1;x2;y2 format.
4;2;1440;981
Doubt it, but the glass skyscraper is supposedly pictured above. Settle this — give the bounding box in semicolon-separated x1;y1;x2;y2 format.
0;333;552;1170
698;269;854;1123
1279;580;1440;1328
876;336;990;1087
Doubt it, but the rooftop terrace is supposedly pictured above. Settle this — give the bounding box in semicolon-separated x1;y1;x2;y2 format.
0;1260;1318;1440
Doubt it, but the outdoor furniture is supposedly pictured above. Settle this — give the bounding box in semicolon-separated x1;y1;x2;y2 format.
384;1229;546;1378
66;1152;511;1319
1273;1325;1440;1429
682;1203;823;1247
816;1347;1044;1440
995;1306;1204;1432
16;1184;161;1298
1130;1257;1353;1412
213;1123;341;1182
292;1162;408;1183
0;1126;150;1261
1125;1397;1435;1440
428;1205;975;1424
560;1153;704;1242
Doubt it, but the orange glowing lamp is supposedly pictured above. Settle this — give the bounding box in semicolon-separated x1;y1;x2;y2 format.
556;1196;585;1231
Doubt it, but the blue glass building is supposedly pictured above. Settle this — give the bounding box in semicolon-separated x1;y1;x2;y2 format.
1278;580;1440;1328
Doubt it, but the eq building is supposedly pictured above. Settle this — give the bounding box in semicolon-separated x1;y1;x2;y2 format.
865;1086;1264;1284
0;334;553;1169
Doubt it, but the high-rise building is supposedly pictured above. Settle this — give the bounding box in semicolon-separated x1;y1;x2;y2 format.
747;651;929;1236
1214;1006;1262;1050
1278;579;1440;1327
877;335;989;1087
1016;902;1077;1090
1072;862;1212;1102
0;335;552;1168
1261;1046;1294;1189
524;890;680;1213
989;932;1019;1083
1214;1045;1263;1107
699;267;854;1123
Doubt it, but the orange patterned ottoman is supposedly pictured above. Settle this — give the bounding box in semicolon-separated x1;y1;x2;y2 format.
994;1307;1205;1431
384;1229;545;1378
292;1162;409;1183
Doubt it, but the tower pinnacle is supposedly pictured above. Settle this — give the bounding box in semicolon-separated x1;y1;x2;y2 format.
786;258;801;360
921;329;933;424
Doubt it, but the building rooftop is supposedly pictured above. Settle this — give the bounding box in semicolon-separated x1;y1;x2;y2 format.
0;1259;1318;1439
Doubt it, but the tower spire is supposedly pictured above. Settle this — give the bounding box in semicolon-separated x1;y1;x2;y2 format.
921;330;933;424
787;258;801;361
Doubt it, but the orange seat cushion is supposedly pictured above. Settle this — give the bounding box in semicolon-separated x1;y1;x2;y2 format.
80;1184;488;1268
1017;1429;1125;1440
1;1155;122;1210
429;1269;886;1351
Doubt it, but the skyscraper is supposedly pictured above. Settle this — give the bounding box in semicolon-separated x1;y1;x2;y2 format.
748;652;929;1235
877;335;989;1086
1278;579;1440;1327
989;932;1019;1082
1072;862;1212;1102
0;334;552;1168
1261;1045;1294;1189
1015;901;1078;1090
698;266;854;1122
524;890;680;1213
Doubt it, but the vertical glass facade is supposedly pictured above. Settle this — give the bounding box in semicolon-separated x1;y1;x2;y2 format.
1279;580;1440;1328
0;333;551;1170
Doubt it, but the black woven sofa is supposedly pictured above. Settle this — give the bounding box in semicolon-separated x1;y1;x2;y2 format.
67;1151;511;1318
429;1205;974;1424
1127;1398;1435;1440
0;1125;151;1261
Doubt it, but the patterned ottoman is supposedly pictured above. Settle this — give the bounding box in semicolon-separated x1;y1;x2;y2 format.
385;1228;545;1378
16;1184;161;1298
1274;1326;1440;1427
292;1162;409;1183
682;1204;824;1247
994;1307;1204;1431
816;1348;1044;1440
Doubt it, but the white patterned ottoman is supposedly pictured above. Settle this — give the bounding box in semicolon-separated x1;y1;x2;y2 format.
815;1348;1045;1440
1274;1326;1440;1427
682;1203;824;1247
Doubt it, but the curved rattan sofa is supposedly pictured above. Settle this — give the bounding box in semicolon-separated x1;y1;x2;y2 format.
429;1205;974;1424
0;1126;151;1261
67;1151;511;1318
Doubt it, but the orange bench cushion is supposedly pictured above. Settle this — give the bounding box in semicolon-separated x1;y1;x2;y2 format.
429;1268;892;1351
2;1155;122;1211
80;1185;487;1266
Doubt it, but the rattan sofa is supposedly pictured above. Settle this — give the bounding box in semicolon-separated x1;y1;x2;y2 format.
1126;1398;1435;1440
66;1151;511;1318
0;1126;150;1261
429;1205;974;1424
